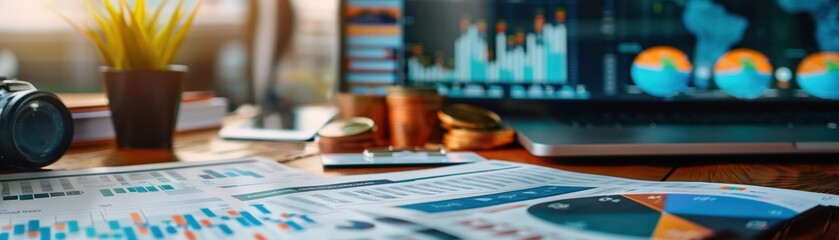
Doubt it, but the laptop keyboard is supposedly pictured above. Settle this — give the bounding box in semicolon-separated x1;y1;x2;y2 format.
553;112;839;126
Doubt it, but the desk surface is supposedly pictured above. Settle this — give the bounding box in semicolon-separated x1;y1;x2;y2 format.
35;128;839;238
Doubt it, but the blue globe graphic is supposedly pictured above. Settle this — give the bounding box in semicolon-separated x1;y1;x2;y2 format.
714;69;771;99
631;66;691;98
798;70;839;100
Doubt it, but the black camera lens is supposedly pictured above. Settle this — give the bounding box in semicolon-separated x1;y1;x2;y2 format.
12;99;67;159
0;90;73;169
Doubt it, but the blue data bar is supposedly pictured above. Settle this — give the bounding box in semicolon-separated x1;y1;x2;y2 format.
203;170;227;178
235;217;250;227
123;227;137;240
347;73;397;84
108;221;120;230
347;48;390;59
347;36;401;47
68;221;79;233
285;221;303;231
252;204;271;214
85;227;96;238
300;215;315;224
27;220;39;232
100;189;114;197
201;208;217;217
39;227;49;240
240;212;262;226
399;186;593;213
350;60;398;71
184;215;201;230
217;224;234;235
13;225;24;235
230;168;263;178
247;171;264;178
150;226;164;238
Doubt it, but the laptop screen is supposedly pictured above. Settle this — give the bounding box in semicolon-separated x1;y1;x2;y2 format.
341;0;838;102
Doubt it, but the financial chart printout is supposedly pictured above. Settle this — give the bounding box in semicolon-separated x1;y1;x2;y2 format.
2;159;837;239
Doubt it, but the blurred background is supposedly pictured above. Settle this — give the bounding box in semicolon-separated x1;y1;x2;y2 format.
0;0;338;109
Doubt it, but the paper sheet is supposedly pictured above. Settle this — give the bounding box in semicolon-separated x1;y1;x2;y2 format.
207;160;837;239
1;159;836;240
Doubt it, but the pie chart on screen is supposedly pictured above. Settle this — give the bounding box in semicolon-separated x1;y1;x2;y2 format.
527;193;799;239
631;46;693;98
797;52;839;100
714;49;773;99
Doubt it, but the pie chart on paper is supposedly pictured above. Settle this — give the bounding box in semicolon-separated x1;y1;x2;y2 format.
631;46;693;98
336;220;376;231
714;49;774;99
796;52;839;100
527;193;798;239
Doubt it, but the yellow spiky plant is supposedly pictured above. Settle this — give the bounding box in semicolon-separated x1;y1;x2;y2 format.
54;0;204;70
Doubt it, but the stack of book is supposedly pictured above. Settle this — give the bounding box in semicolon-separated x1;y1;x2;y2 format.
58;92;228;144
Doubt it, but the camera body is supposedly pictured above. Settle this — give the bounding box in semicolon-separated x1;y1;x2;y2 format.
0;77;73;168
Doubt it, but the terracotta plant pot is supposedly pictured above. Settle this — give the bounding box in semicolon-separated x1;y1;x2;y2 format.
101;65;187;149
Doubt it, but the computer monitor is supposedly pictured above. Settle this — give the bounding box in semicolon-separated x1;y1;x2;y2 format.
340;0;838;102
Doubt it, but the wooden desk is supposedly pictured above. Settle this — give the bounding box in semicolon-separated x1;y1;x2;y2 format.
36;128;839;239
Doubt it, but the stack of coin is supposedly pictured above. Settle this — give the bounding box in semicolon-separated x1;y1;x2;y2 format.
334;93;389;146
439;104;516;150
317;117;377;153
386;86;445;148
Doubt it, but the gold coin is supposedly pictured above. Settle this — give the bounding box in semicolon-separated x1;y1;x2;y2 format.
318;117;376;138
443;140;510;150
443;137;514;147
318;132;375;144
387;85;438;97
439;104;501;129
446;127;515;138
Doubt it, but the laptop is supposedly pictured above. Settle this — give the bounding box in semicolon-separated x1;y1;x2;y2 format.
339;0;839;156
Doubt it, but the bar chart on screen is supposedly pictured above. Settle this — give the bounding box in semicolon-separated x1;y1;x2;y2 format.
406;5;569;84
408;15;567;84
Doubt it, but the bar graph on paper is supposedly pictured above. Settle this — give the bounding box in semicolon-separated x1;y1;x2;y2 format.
197;168;264;180
0;204;318;240
1;160;289;202
407;9;569;84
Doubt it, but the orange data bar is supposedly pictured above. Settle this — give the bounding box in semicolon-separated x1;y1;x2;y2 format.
54;223;67;231
254;233;268;240
278;222;290;230
184;230;197;240
347;25;400;36
130;212;144;224
172;215;188;227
